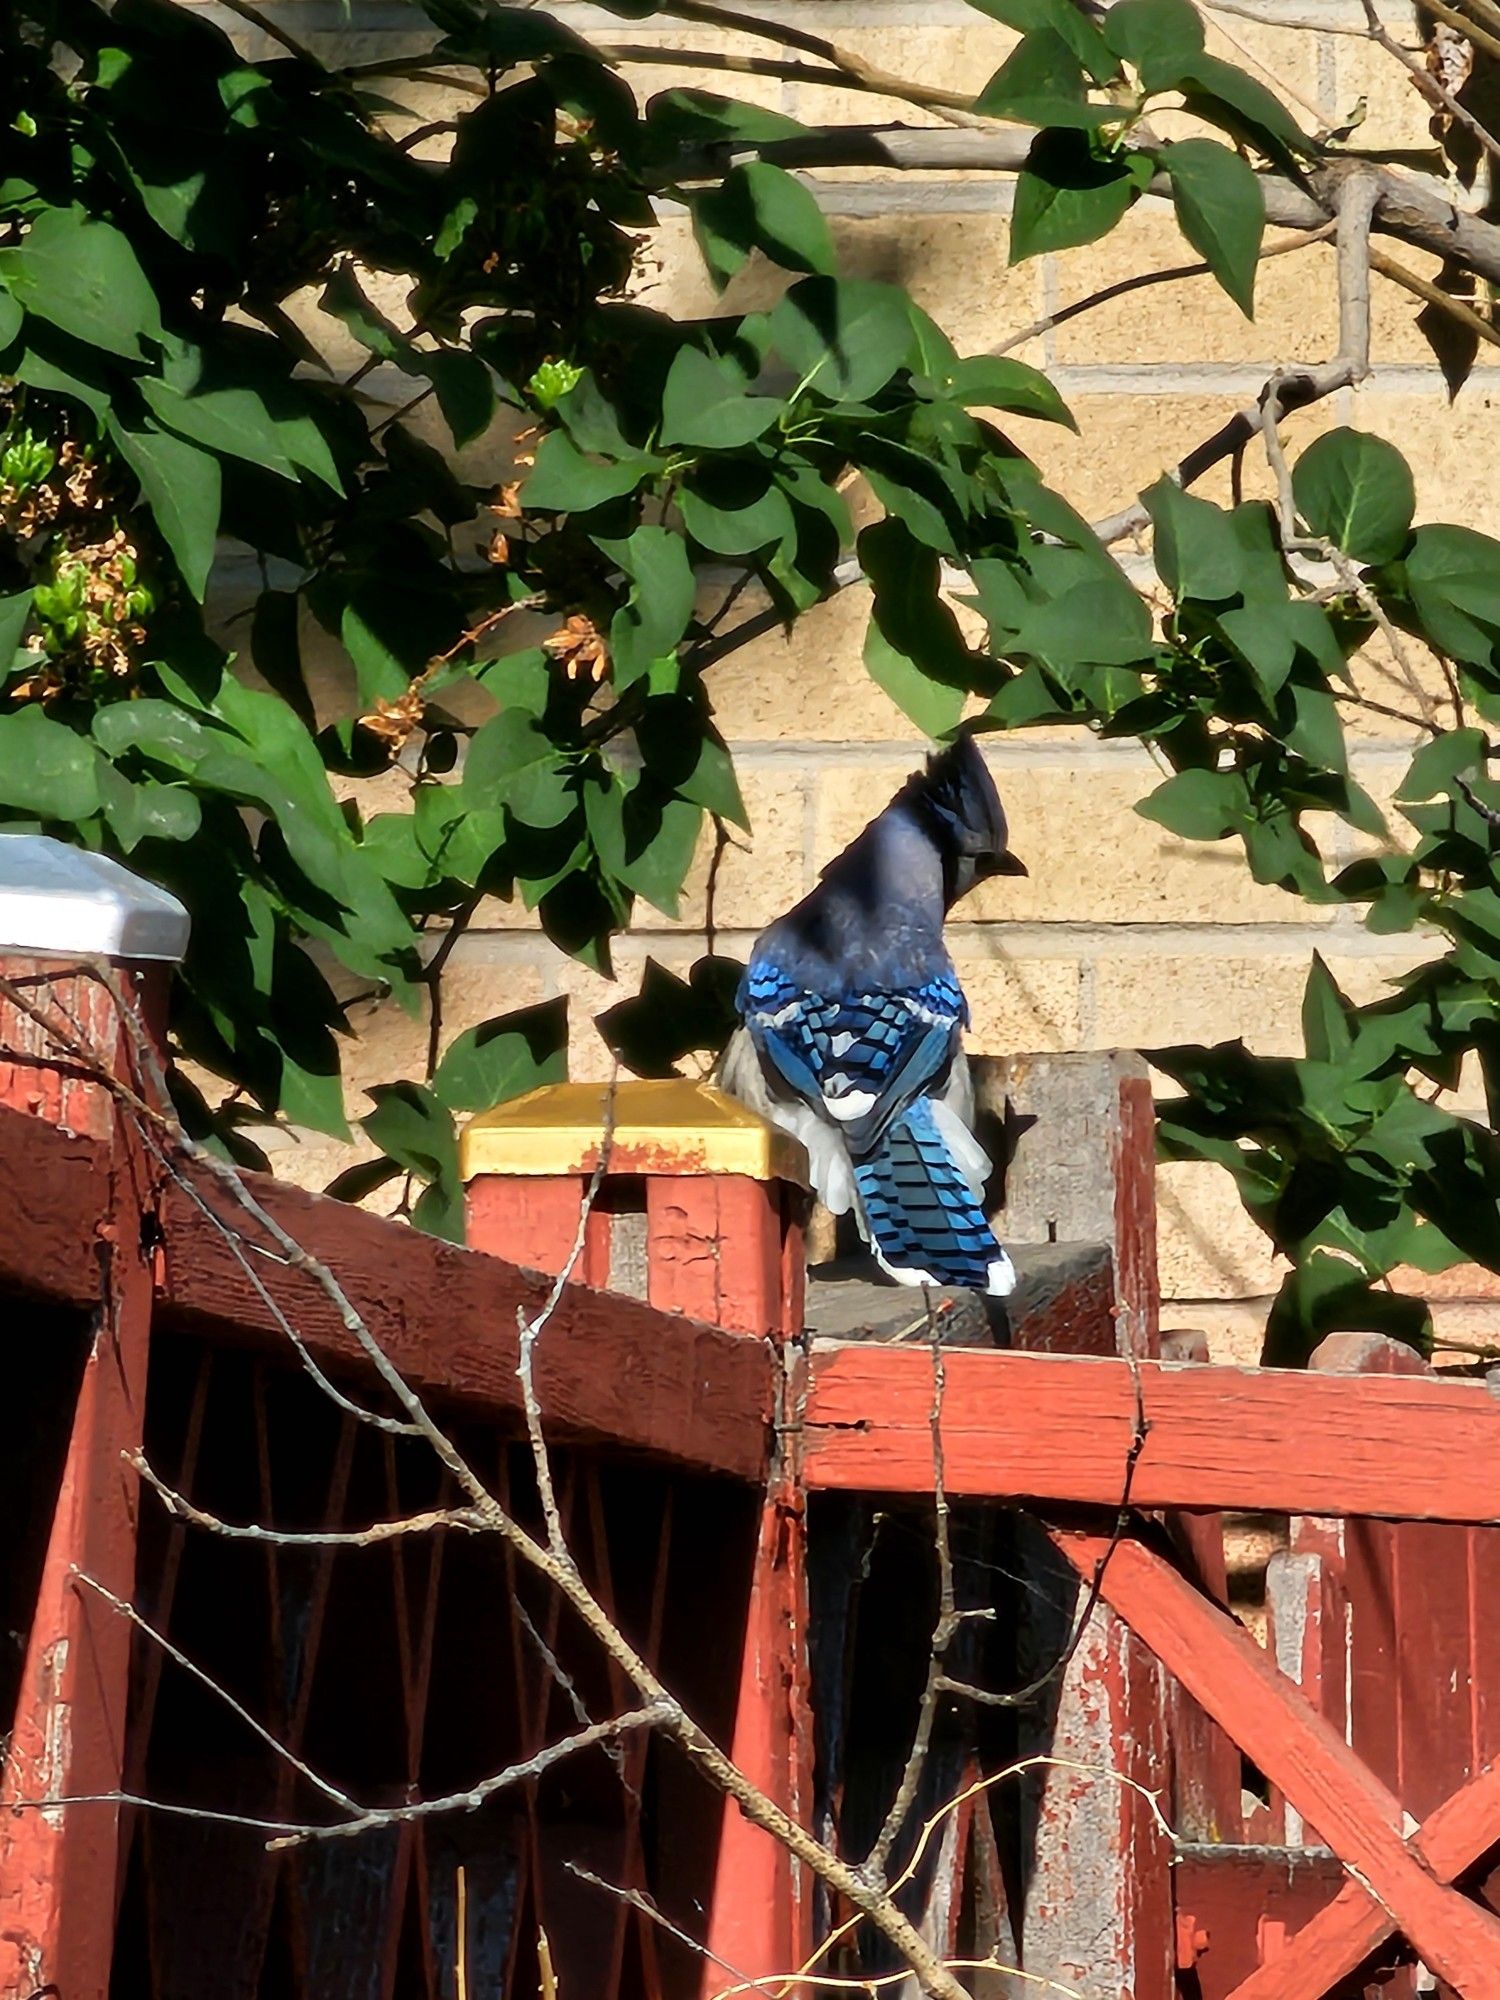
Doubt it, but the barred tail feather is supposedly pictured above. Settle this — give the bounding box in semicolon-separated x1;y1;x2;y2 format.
851;1099;1016;1296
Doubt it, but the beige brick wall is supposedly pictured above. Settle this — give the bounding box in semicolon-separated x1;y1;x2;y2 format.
204;0;1496;1355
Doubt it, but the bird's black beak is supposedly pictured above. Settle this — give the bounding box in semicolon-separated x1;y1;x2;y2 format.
990;852;1029;878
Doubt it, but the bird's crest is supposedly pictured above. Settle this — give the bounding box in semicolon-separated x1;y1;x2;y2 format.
905;733;1026;875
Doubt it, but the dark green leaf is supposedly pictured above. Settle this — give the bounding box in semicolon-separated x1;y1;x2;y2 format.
1011;132;1148;259
325;1156;403;1204
1160;139;1264;316
976;30;1120;127
597;526;696;688
1177;53;1308;159
770;278;915;402
1405;525;1500;661
0;707;102;821
106;415;222;600
860;518;975;733
432;997;569;1112
1137;765;1245;838
523;429;660;511
660;346;783;448
361;1081;463;1241
1104;0;1204;89
0;207;163;360
680;467;796;555
1144;476;1244;600
1301;952;1353;1062
690;160;836;289
1292;428;1415;563
0;285;21;351
918;354;1077;428
961;0;1118;79
0;590;33;665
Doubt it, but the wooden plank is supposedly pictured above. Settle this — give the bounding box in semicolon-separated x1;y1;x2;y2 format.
0;1100;111;1308
804;1345;1500;1522
1171;1844;1347;2000
1223;1759;1500;2000
155;1167;775;1480
0;962;164;2000
1052;1530;1500;2000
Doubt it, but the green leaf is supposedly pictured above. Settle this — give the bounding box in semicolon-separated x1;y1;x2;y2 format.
1399;725;1487;802
1160;139;1264;316
0;707;102;821
464;709;574;825
1011;132;1149;260
106;415;222;600
325;1156;403;1205
962;0;1118;79
1104;0;1204;89
1144;477;1244;601
975;30;1120;128
860;518;976;734
770;278;915;402
660;347;783;448
680;466;796;555
1292;428;1415;563
597;526;696;688
1301;952;1353;1063
1176;53;1308;159
361;1082;463;1242
690;160;836;289
635;698;749;827
432;997;569;1113
1405;525;1500;661
0;207;163;361
523;429;658;512
0;589;33;665
1137;765;1245;839
584;774;703;918
917;354;1077;429
99;766;203;850
643;89;814;150
0;284;21;351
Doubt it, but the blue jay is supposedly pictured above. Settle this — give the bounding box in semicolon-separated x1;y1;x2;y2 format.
720;735;1026;1295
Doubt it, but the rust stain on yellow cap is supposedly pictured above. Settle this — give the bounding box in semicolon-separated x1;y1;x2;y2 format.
459;1079;809;1186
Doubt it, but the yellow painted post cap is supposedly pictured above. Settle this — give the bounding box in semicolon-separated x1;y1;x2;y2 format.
459;1079;809;1186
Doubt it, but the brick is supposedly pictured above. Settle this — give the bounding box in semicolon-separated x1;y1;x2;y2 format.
1088;951;1318;1055
662;760;812;933
1156;1157;1284;1299
950;949;1082;1054
547;942;710;1081
1051;208;1341;367
645;211;1044;362
705;581;929;742
1020;392;1338;526
814;750;1335;924
1351;387;1500;539
1162;1299;1274;1366
786;22;1017;135
1333;30;1446;157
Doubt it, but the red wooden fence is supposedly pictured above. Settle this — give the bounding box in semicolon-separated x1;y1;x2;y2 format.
6;862;1500;1997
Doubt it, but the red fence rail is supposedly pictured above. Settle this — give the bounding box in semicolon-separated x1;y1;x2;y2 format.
5;900;1500;1996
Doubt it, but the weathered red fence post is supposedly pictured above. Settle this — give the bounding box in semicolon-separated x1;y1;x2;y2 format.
0;837;187;2000
460;1080;813;1990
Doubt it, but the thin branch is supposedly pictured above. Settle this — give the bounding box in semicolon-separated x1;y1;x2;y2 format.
71;1571;360;1813
265;1705;672;1849
516;1069;618;1562
592;42;982;120
1420;0;1500;63
131;1452;483;1546
423;890;482;1082
1360;0;1500;165
994;223;1335;358
212;0;318;63
1369;244;1500;353
644;0;995;126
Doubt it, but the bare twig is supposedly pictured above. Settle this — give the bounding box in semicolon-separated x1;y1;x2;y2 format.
265;1706;673;1849
994;224;1334;358
71;1571;359;1812
212;0;318;63
1369;244;1500;354
130;1452;483;1546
